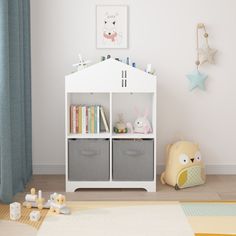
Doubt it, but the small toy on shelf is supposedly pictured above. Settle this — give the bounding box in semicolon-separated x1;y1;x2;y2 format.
113;114;128;134
10;202;21;220
160;141;206;190
49;193;70;215
72;54;91;71
129;108;152;134
145;64;155;75
29;210;41;222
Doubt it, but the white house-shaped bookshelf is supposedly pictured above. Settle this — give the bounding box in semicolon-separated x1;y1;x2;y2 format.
65;58;157;192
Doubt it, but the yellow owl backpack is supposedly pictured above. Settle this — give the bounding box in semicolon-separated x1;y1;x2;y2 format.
160;141;206;190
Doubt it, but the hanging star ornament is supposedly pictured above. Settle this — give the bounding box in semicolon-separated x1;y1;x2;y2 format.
198;46;217;65
186;70;208;91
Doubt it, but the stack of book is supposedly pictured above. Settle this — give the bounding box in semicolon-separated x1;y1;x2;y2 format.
70;105;109;134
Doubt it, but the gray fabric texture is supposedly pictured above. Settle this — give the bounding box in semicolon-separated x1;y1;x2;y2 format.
0;0;32;203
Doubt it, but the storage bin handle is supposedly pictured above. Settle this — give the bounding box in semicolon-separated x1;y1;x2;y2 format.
124;149;143;157
80;149;98;157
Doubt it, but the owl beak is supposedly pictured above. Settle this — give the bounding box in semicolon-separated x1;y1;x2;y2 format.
190;158;194;163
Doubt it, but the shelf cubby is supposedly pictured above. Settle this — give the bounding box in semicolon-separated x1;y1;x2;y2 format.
66;92;110;135
112;92;155;136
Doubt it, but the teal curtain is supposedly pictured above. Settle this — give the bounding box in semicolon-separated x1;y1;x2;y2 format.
0;0;32;203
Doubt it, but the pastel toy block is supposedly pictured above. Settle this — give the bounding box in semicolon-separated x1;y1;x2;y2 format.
29;210;41;221
10;202;21;220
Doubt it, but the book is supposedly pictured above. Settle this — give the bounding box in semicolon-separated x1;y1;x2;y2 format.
94;106;97;134
91;106;95;133
88;106;91;133
78;106;82;134
97;105;100;133
86;106;88;133
82;106;86;134
76;106;79;133
100;106;109;132
70;105;73;133
73;105;77;133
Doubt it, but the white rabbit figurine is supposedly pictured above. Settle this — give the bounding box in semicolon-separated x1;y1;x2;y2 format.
127;108;152;134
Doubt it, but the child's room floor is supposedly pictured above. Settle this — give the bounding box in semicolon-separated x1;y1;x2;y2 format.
14;175;236;202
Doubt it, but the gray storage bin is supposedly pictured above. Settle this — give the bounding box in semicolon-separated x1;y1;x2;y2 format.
112;139;154;181
68;139;109;181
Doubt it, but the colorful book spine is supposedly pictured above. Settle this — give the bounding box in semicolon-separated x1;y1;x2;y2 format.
78;106;82;134
82;106;86;134
90;106;95;133
86;106;88;133
70;106;73;133
76;106;79;133
97;105;100;133
88;106;90;133
94;106;97;134
72;105;76;133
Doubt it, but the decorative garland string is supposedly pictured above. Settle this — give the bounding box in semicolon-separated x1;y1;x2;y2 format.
196;23;209;70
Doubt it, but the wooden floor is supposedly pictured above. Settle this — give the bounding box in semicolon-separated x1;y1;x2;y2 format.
14;175;236;202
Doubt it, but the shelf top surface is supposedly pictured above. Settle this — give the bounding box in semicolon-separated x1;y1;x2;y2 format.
65;59;157;93
66;58;156;79
67;132;155;139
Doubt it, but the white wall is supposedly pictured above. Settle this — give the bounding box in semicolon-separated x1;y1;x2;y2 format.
31;0;236;174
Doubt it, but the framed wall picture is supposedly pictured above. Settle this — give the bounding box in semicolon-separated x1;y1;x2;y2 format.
96;5;128;49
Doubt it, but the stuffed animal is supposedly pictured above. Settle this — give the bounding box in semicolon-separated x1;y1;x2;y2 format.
160;141;206;190
127;108;152;134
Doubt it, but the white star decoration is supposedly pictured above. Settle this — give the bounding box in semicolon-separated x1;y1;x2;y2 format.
198;47;217;65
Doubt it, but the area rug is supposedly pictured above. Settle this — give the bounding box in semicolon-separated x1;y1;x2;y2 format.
1;201;236;236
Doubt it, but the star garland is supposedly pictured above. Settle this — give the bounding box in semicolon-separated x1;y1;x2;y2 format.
187;23;217;91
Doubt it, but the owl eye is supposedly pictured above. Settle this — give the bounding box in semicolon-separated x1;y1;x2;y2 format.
179;154;189;165
195;152;202;162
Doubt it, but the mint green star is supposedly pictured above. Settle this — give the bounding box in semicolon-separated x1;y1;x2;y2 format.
186;70;208;91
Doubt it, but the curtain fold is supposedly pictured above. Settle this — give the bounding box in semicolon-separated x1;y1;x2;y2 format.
0;0;32;203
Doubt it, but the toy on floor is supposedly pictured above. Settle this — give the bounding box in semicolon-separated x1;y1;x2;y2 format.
23;189;70;214
113;114;128;133
127;108;152;134
10;202;21;220
24;188;45;210
160;141;206;190
49;193;70;215
29;210;41;222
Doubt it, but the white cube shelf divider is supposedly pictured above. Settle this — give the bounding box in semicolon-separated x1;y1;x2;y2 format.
65;58;157;192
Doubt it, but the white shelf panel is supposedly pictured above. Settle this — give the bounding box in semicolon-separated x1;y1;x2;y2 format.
67;132;110;139
66;180;156;192
112;133;155;139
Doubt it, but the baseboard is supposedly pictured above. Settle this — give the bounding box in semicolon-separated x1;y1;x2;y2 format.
33;164;236;175
205;165;236;175
157;165;236;175
33;165;65;175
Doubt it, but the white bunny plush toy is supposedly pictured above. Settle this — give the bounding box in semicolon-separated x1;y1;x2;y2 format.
127;108;152;134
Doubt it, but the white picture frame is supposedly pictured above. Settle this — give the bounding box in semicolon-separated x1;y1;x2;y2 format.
96;5;128;49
